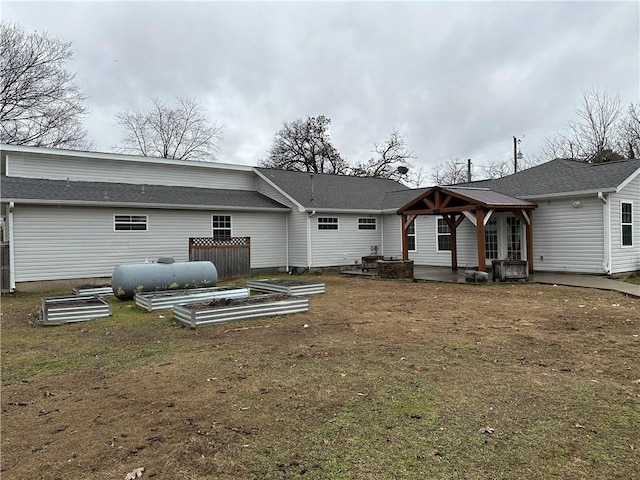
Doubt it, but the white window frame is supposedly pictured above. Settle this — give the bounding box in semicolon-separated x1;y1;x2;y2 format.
358;218;377;230
407;219;416;252
318;217;339;230
212;214;232;239
114;214;148;232
436;217;451;252
621;201;633;248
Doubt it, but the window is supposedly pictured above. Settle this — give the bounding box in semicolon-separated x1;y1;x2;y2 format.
485;218;498;260
212;215;232;238
358;218;377;230
622;202;633;247
407;219;416;251
437;218;451;251
507;217;522;259
318;217;338;230
114;214;147;231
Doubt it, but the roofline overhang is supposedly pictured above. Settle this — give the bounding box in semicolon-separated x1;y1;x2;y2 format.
301;207;384;214
616;166;640;193
1;199;291;212
518;188;618;200
1;144;254;172
253;168;306;211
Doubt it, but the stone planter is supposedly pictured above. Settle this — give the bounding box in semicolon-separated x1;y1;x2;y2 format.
246;279;325;296
173;294;309;328
41;295;112;325
377;259;414;279
492;260;528;282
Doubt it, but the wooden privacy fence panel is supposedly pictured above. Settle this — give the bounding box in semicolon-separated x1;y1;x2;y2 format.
189;237;251;280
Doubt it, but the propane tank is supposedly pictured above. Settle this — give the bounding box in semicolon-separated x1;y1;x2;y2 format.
112;258;218;300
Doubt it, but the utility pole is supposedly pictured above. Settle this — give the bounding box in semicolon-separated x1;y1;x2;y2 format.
513;136;523;173
467;158;472;182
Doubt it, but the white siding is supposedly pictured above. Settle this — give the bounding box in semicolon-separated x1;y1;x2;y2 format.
256;178;307;268
287;211;308;268
7;154;256;190
12;205;286;282
610;175;640;274
407;216;478;267
382;214;403;258
309;214;383;267
532;196;605;273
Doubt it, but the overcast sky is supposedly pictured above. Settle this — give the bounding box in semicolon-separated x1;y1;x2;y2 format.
4;1;639;176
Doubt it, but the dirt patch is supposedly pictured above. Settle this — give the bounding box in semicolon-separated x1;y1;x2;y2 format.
2;276;639;479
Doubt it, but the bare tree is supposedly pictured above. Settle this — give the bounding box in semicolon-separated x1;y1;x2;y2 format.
431;158;469;185
115;97;223;161
542;88;623;162
481;159;513;179
616;103;640;159
350;129;416;181
406;165;429;188
260;115;347;174
0;22;89;148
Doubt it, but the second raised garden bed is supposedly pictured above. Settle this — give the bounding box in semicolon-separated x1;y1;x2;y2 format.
246;279;325;296
173;294;309;328
134;286;250;312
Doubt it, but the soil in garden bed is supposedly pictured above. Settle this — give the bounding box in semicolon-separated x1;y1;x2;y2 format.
189;294;290;309
44;298;107;308
253;279;320;287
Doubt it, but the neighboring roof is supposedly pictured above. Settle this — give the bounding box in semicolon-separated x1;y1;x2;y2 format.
0;175;290;211
461;158;640;198
0;143;254;172
254;167;412;211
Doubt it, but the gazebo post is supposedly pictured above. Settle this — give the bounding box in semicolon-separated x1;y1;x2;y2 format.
476;209;486;271
401;214;409;260
526;211;534;273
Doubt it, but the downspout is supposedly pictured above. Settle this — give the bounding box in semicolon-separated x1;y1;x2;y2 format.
380;214;384;257
8;202;15;292
307;210;316;269
285;214;289;272
598;192;611;275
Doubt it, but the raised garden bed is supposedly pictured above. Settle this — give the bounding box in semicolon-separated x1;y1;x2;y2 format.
72;284;114;296
41;295;112;325
173;294;309;328
246;279;325;296
135;286;250;312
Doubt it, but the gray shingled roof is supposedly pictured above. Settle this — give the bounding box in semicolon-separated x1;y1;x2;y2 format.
460;158;640;198
255;167;412;210
446;187;536;207
1;176;290;211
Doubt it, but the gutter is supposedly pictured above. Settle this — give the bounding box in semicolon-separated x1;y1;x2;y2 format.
0;199;291;212
8;202;15;292
598;192;611;275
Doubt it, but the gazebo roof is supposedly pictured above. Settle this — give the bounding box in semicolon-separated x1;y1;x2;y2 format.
397;185;536;215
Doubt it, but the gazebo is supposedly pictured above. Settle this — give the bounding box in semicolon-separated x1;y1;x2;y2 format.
397;186;538;273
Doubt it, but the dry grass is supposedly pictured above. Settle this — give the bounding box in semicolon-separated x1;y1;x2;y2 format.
2;275;639;479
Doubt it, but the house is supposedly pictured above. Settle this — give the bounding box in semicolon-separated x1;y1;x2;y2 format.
1;145;638;291
0;145;411;291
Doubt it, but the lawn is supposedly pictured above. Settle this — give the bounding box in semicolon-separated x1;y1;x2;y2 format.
1;275;639;479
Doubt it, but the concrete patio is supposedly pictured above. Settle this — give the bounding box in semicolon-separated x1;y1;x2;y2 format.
342;265;640;298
